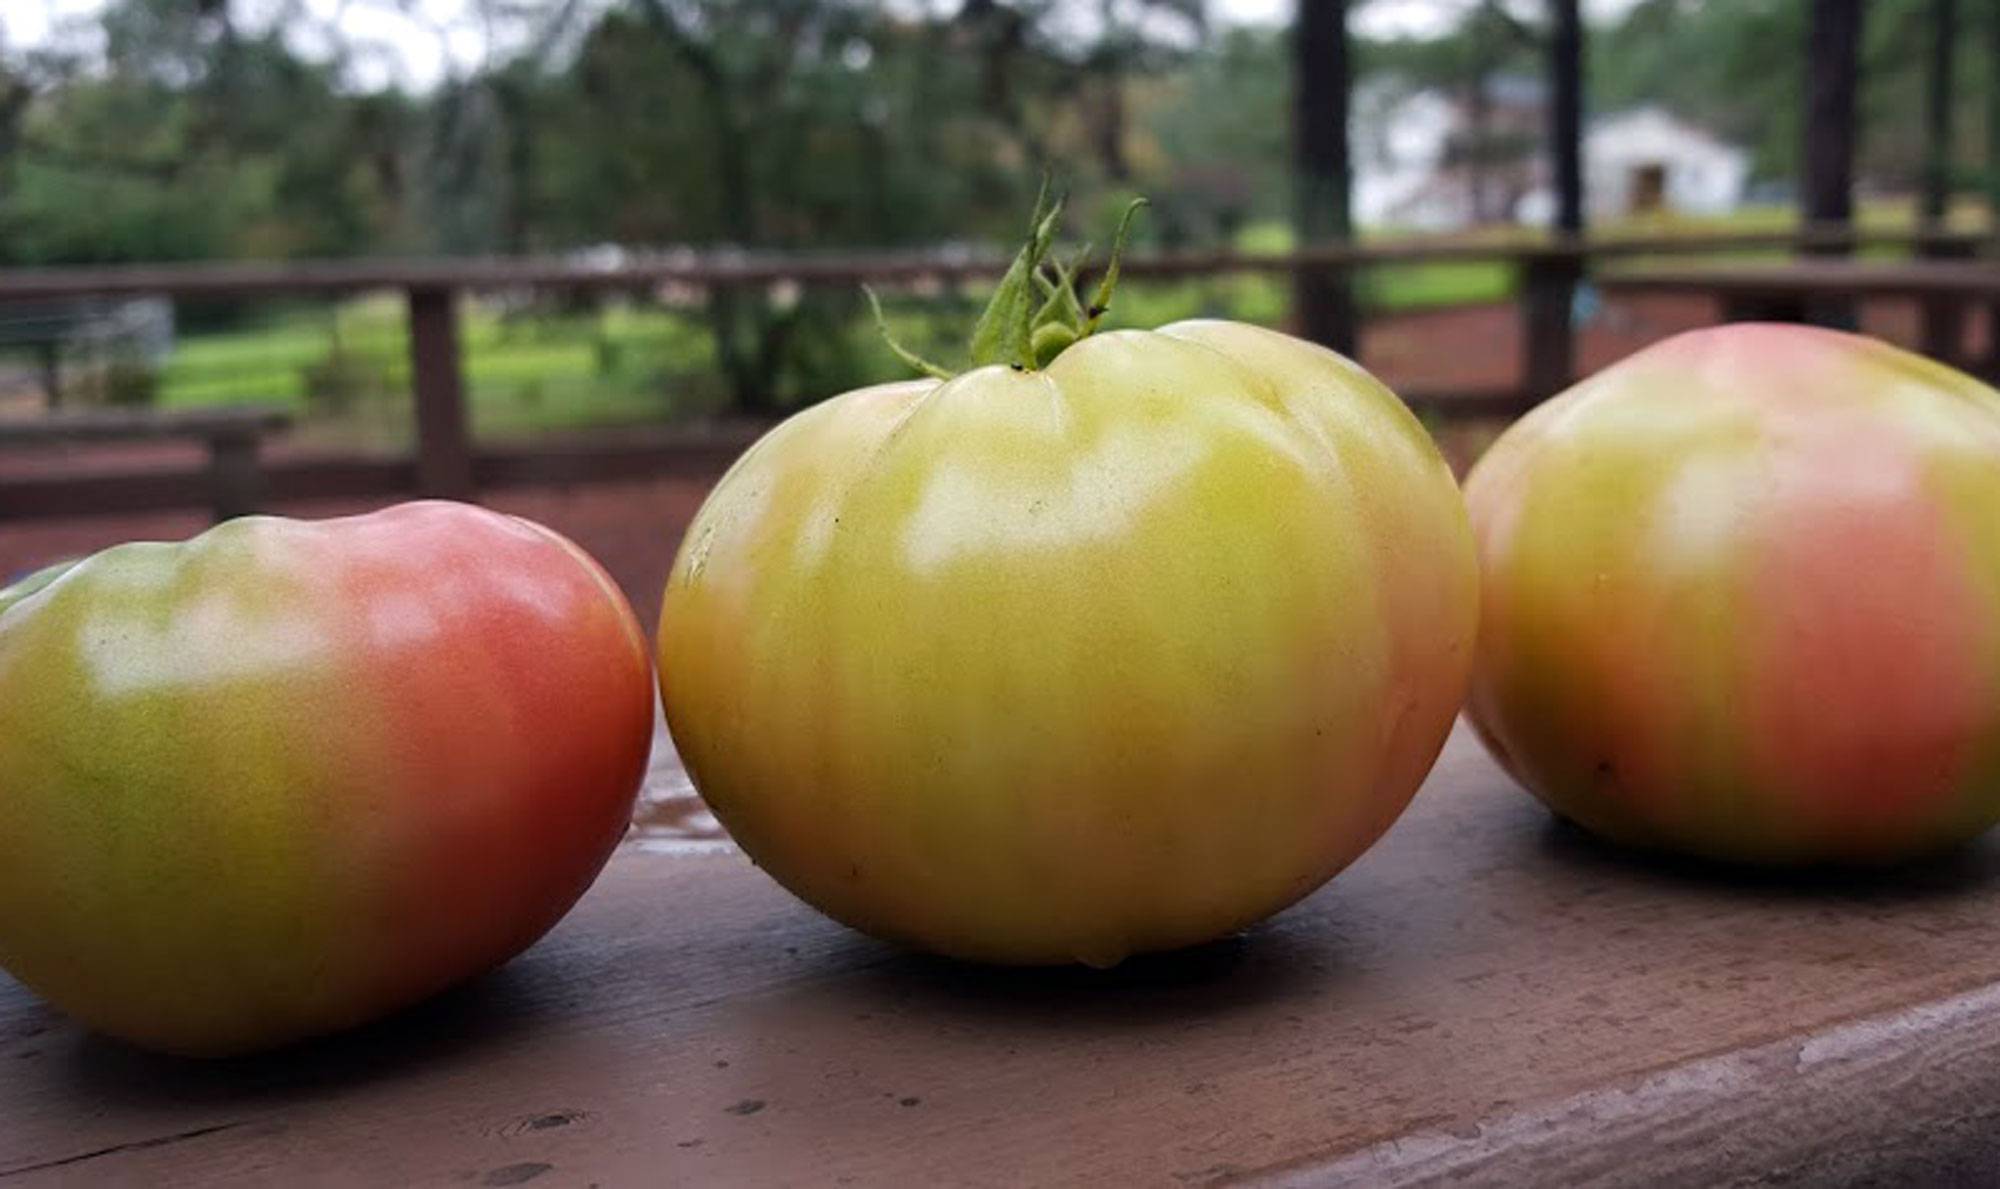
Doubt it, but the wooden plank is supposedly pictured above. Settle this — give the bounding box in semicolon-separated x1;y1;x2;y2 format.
0;407;289;446
0;470;212;520
472;426;769;489
10;724;2000;1185
407;287;474;500
1599;260;2000;300
0;231;1979;303
0;430;766;522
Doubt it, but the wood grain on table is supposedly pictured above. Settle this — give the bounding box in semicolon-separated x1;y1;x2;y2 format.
7;723;2000;1187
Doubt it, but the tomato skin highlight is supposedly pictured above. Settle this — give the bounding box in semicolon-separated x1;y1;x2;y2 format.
659;321;1479;965
1466;323;2000;864
0;501;654;1056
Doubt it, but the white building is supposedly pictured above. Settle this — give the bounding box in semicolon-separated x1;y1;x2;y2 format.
1353;82;1749;230
1578;107;1751;220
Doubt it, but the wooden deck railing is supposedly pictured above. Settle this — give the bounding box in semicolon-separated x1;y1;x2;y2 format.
0;226;1987;520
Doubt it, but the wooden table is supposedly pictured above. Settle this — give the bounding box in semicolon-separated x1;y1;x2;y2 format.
10;724;2000;1186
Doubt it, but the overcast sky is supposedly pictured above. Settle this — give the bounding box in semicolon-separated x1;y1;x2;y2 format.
3;0;1643;92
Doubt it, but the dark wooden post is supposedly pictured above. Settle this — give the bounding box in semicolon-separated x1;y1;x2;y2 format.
1802;0;1862;328
1522;250;1582;399
1521;0;1584;399
1292;0;1356;357
205;429;263;523
407;286;474;500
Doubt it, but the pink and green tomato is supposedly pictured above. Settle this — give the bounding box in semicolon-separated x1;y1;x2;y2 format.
0;502;654;1055
1467;324;2000;863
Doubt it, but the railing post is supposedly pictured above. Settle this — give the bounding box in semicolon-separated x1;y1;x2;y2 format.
1295;258;1358;358
1916;232;1971;362
205;429;263;523
407;285;474;500
1521;250;1580;399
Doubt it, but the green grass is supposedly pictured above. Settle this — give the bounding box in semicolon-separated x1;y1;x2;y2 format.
148;297;727;445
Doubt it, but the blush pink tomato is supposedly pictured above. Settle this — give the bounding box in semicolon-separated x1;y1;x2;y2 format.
1467;324;2000;863
0;502;654;1055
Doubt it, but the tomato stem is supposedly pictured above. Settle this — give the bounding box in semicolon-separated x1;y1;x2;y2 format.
866;186;1148;378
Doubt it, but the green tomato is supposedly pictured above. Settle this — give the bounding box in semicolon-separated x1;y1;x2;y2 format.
659;321;1478;965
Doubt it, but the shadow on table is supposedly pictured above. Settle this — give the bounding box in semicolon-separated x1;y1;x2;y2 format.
1533;811;2000;905
44;958;561;1109
819;915;1350;1032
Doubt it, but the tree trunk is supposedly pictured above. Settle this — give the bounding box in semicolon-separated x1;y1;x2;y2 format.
1916;0;1964;361
1292;0;1355;356
37;341;60;411
1092;0;1132;183
1094;69;1132;183
1922;0;1957;228
1802;0;1862;328
1466;72;1493;223
1802;0;1861;236
1991;0;2000;229
1549;0;1584;235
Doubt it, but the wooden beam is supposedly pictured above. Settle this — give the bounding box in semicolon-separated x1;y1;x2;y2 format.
1597;260;2000;299
0;430;763;523
1291;0;1356;356
1521;254;1581;397
406;286;474;501
0;232;1977;303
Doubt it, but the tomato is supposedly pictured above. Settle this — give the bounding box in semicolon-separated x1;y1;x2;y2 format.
659;290;1477;963
1467;323;2000;864
0;502;654;1055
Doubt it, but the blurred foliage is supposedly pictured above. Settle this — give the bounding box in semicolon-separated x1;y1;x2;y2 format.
9;0;1982;270
0;0;1988;420
1592;0;1996;192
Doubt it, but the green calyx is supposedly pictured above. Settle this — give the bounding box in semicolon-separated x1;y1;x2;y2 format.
869;186;1147;379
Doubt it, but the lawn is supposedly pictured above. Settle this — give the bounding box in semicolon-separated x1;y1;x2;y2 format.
148;296;730;446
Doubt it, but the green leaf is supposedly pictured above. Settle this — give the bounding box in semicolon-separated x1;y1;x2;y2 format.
970;180;1063;370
